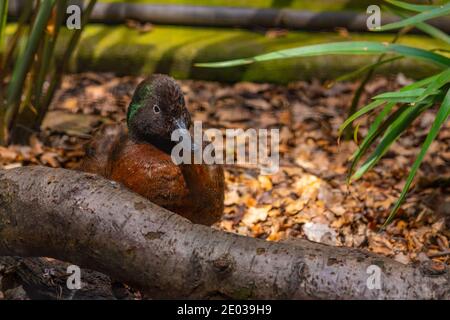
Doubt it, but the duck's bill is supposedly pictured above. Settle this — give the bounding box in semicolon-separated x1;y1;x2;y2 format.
173;119;199;152
174;119;188;130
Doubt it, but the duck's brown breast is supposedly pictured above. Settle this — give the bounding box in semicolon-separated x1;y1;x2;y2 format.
109;141;190;210
110;142;225;225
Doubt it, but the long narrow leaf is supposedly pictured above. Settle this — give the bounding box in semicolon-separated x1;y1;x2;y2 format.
378;3;450;31
351;102;431;181
5;0;56;132
341;73;442;140
384;0;438;12
415;21;450;45
348;102;400;179
0;0;8;59
34;0;68;115
365;102;397;140
196;42;450;68
342;26;411;141
373;95;437;104
339;100;386;135
373;89;428;99
373;89;440;103
1;0;34;73
348;73;444;178
386;6;450;45
415;68;450;102
383;88;450;226
0;0;8;118
402;72;444;89
39;0;97;127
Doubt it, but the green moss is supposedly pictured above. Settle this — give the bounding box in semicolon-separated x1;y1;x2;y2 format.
99;0;448;11
6;24;449;83
62;25;448;83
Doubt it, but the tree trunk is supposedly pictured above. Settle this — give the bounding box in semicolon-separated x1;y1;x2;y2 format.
0;166;448;299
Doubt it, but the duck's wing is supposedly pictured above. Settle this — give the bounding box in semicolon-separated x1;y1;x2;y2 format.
78;122;128;177
179;163;225;226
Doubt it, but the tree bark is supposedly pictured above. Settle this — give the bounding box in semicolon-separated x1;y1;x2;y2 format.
0;166;448;299
0;256;132;300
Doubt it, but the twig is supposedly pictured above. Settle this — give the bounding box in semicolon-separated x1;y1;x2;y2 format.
428;251;450;258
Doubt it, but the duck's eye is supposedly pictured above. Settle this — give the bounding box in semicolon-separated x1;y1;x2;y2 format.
153;105;161;114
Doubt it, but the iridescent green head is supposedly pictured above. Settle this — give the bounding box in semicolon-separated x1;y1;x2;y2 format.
127;74;192;146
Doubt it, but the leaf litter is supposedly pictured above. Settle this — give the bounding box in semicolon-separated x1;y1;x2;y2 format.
1;72;448;267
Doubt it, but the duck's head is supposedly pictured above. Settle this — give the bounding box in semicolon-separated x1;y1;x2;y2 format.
127;74;192;149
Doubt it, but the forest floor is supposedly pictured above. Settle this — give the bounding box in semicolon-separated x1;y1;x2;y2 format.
1;72;449;268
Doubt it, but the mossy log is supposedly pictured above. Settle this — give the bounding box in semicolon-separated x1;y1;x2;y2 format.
63;26;448;83
99;0;443;12
5;20;449;83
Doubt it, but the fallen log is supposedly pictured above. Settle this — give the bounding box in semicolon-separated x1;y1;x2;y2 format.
0;256;131;300
7;1;450;33
0;166;448;299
